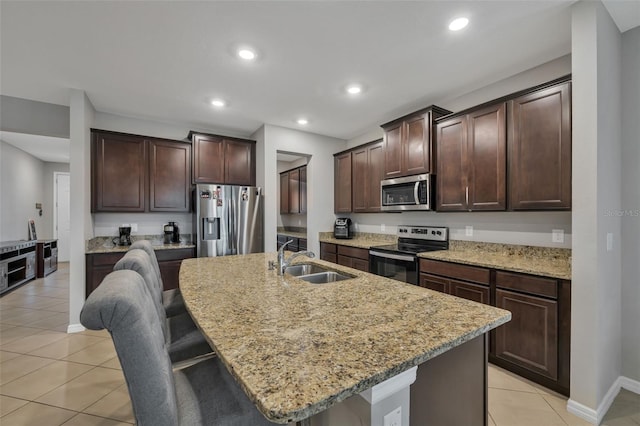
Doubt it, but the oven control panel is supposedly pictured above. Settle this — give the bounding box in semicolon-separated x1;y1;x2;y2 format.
397;225;448;242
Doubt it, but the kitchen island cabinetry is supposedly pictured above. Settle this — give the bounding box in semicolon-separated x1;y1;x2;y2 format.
381;106;451;179
91;130;192;213
85;247;195;297
419;257;570;395
190;131;255;186
436;103;506;212
508;80;571;210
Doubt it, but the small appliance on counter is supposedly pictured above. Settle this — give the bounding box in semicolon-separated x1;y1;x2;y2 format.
333;218;353;239
164;221;180;244
112;226;132;246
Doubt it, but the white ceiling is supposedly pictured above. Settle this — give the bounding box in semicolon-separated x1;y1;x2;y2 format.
0;1;638;146
0;131;70;163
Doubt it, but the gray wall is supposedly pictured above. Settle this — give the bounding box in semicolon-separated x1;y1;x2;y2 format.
0;95;70;138
571;0;622;414
346;55;573;248
0;141;44;240
621;25;640;383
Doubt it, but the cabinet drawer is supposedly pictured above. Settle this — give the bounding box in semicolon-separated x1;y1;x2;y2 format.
155;248;196;262
321;253;337;263
419;259;490;285
419;273;449;294
337;245;369;260
450;279;490;305
320;242;337;254
496;271;557;299
298;239;307;251
89;252;125;267
337;255;353;268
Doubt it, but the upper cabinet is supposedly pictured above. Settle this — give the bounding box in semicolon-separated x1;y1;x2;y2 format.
508;81;571;210
334;152;353;213
279;165;307;214
91;130;191;213
381;106;451;179
352;140;385;213
190;131;256;186
436;103;507;212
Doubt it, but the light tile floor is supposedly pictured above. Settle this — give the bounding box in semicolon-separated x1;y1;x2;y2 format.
1;263;639;425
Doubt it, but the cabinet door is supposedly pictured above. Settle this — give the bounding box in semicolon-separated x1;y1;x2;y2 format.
383;122;403;178
436;116;468;211
352;258;369;273
495;289;558;380
449;279;490;305
92;132;147;212
404;113;430;175
337;255;354;268
280;172;290;214
193;134;224;183
419;273;449;294
288;168;300;214
224;139;255;185
509;82;571;210
352;147;368;212
367;141;385;212
299;166;307;214
149;140;191;212
334;152;352;213
467;103;506;211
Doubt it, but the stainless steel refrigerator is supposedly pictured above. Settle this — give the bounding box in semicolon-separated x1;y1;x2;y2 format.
194;184;264;257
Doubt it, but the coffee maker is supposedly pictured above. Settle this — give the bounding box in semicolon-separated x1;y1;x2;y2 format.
164;222;180;244
112;226;132;246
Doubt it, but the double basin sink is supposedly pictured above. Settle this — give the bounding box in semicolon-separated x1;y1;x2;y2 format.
284;263;355;284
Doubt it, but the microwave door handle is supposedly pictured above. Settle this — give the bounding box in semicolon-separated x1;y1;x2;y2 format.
414;181;420;204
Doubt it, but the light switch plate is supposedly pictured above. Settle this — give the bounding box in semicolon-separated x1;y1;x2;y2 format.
130;223;138;232
465;226;473;237
606;233;613;251
552;229;564;243
381;224;386;232
383;407;401;426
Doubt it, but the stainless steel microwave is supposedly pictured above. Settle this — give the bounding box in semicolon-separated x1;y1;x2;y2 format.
380;174;432;211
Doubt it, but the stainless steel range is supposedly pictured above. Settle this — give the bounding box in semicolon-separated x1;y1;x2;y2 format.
369;225;449;285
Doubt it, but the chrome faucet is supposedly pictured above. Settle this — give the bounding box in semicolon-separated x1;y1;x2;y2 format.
277;240;316;275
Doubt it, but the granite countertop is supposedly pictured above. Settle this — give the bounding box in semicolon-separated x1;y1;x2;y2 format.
418;240;572;280
180;253;510;423
319;231;397;249
85;235;195;254
276;230;307;239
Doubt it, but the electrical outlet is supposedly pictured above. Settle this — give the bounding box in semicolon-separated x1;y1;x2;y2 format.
383;407;402;426
465;226;473;237
381;223;386;232
130;223;138;232
606;233;613;251
552;229;564;243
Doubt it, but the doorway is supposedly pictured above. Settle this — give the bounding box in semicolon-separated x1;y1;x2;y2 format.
54;172;70;261
277;151;310;249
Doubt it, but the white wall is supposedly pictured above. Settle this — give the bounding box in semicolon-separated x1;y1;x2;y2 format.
345;55;573;248
0;141;44;241
261;125;346;254
570;1;623;420
92;212;192;238
41;162;70;240
620;26;640;383
0;95;70;138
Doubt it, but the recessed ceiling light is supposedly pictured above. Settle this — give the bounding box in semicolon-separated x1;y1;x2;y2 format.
346;84;362;95
238;48;256;60
211;99;226;108
448;17;469;31
297;118;308;125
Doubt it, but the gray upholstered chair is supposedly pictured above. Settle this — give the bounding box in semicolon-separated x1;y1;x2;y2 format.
129;240;186;317
113;249;212;364
80;270;277;426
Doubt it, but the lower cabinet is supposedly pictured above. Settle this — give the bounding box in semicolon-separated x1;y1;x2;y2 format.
419;258;570;396
320;242;369;273
276;234;307;252
85;248;195;297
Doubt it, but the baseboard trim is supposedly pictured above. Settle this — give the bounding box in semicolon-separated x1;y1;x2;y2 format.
67;323;85;334
567;375;640;425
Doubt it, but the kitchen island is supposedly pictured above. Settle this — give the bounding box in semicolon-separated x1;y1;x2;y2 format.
179;253;511;425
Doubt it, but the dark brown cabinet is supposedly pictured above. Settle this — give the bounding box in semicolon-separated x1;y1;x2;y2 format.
86;247;195;297
277;234;307;252
419;258;571;395
91;130;191;213
508;81;571;210
321;244;369;272
334;152;352;213
320;242;337;263
92;131;147;212
381;106;451;179
190;132;256;186
352;140;385;213
279;165;306;214
436;103;506;212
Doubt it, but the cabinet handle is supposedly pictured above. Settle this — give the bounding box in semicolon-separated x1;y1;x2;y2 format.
465;186;469;207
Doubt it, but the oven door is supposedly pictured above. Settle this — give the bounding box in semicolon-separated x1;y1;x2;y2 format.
369;250;418;285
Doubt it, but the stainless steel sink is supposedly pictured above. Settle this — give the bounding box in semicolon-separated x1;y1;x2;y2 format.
296;271;355;284
284;263;329;277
